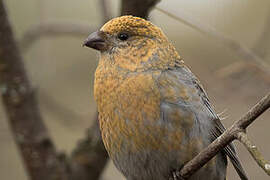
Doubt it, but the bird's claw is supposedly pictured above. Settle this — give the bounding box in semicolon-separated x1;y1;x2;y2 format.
169;170;185;180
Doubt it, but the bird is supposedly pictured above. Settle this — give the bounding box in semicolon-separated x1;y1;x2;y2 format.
83;15;248;180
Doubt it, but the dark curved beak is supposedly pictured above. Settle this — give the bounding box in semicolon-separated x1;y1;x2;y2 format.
83;31;107;51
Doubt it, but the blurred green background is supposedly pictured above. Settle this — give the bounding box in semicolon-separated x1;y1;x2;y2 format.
1;0;269;179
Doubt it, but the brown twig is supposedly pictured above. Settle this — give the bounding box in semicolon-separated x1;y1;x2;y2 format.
237;132;270;176
178;93;270;179
0;1;69;180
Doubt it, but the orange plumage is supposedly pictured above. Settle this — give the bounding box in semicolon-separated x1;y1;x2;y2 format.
84;16;248;180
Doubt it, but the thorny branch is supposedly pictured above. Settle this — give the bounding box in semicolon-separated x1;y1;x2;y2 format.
177;93;270;179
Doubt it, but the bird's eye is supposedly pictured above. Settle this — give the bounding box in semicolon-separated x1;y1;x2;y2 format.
117;33;129;41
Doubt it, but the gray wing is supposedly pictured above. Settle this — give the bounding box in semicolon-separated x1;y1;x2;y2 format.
201;90;248;180
165;62;248;180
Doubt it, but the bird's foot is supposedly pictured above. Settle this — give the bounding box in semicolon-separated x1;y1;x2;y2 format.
169;169;185;180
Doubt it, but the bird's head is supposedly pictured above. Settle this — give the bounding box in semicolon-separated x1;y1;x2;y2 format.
84;16;181;71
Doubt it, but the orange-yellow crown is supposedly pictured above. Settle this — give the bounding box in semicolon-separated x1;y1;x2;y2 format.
100;15;165;39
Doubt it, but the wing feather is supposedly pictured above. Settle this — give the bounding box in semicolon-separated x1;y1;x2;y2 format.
161;62;248;180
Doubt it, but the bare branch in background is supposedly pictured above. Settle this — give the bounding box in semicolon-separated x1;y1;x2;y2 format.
216;8;270;81
121;0;160;19
100;0;112;23
215;61;270;84
70;117;109;180
19;0;161;54
19;22;96;52
177;93;270;179
19;0;112;53
19;0;113;53
0;1;69;180
155;7;270;76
